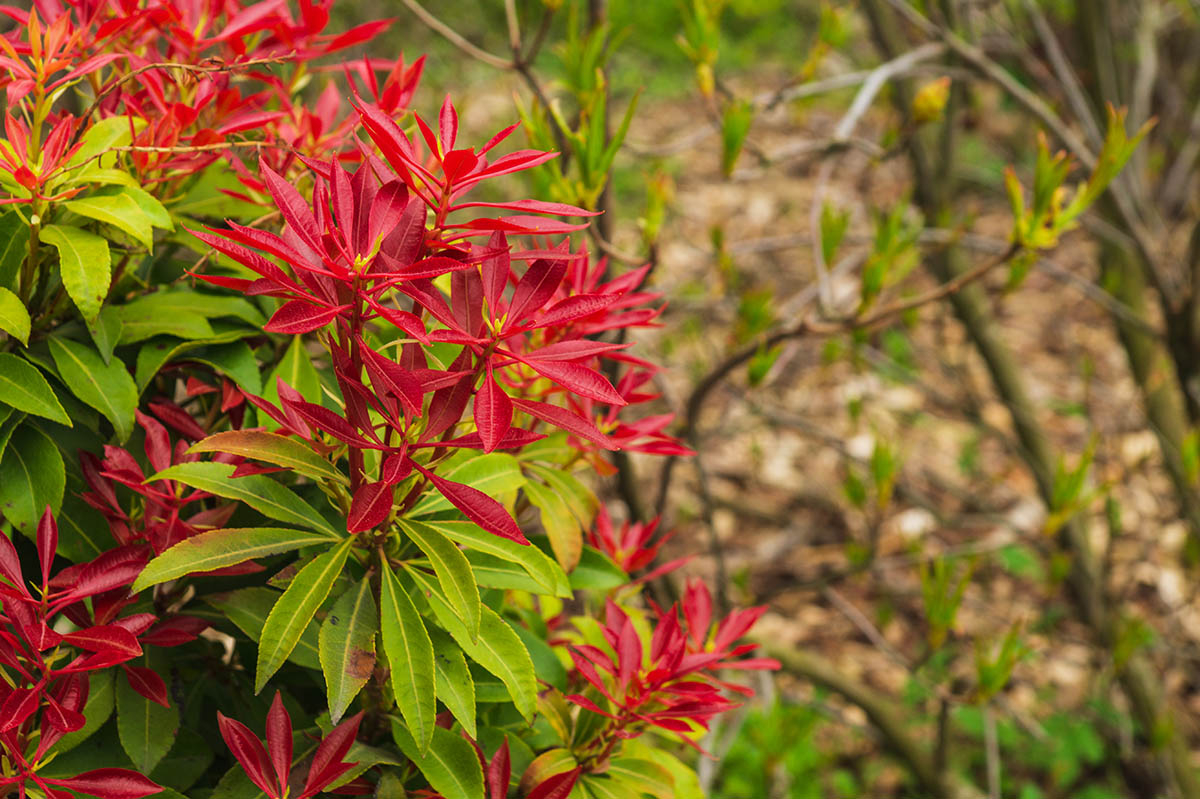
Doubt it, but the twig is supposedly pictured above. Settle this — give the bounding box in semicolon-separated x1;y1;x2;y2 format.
884;0;1172;298
503;0;522;56
654;243;1022;517
824;586;909;669
398;0;511;69
983;705;1000;799
836;42;949;142
1021;0;1103;150
77;57;288;139
759;641;984;799
628;46;948;159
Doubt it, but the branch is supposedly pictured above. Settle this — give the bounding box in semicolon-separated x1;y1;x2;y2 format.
654;242;1022;516
398;0;511;69
759;640;984;799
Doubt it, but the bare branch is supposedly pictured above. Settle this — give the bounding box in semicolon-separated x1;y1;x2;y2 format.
398;0;511;69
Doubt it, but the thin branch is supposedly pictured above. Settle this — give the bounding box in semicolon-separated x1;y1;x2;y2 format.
883;0;1172;298
759;641;983;799
1021;0;1103;149
398;0;511;69
503;0;522;57
654;243;1021;516
77;56;288;140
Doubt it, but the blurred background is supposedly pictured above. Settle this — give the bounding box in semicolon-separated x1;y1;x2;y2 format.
331;2;1200;797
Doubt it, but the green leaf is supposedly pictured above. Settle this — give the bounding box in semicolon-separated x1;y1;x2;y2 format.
319;578;378;724
0;211;28;290
133;527;337;591
87;306;123;364
116;666;179;773
40;224;111;323
204;586;320;669
188;340;263;395
569;546;628;591
0;287;30;345
0;422;65;533
48;335;137;442
429;629;476;739
256;537;353;692
55;491;110;562
263;335;323;406
720;98;755;176
52;670;115;755
465;551;552;595
134;327;260;393
391;723;484;799
0;353;70;424
416;519;568;597
607;758;675;799
149;461;339;537
407;568;537;721
149;727;214;794
114;308;214;345
116;185;172;231
379;560;436;753
189;431;346;484
66;117;136;170
525;464;597;525
115;291;264;347
402;520;480;641
408;453;525;517
524;478;582;572
65;192;154;248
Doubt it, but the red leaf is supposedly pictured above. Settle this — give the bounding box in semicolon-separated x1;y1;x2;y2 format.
218;713;280;799
512;398;616;450
63;625;142;659
260;159;324;256
522;340;629;362
473;368;512;453
0;525;25;594
487;740;511;799
302;712;363;797
508;258;566;324
36;505;56;586
266;693;294;795
44;769;163;799
363;297;429;343
135;409;173;474
480;231;509;313
427;428;546;451
139;616;210;647
415;464;527;544
527;768;582;799
123;665;170;708
438;94;458;152
325;18;393;52
422;371;474;441
59;546;148;602
518;358;626;406
447;216;589;235
347;481;394;533
361;344;425;417
527;293;616;329
0;688;38;732
265;301;348;334
148;400;208;441
450;199;598;217
282;397;375;447
381;453;413;485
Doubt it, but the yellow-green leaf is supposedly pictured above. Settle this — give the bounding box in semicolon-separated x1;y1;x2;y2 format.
256;537;353;692
379;560;436;753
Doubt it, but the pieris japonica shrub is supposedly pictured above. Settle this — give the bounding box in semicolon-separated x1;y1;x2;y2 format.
0;2;776;798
